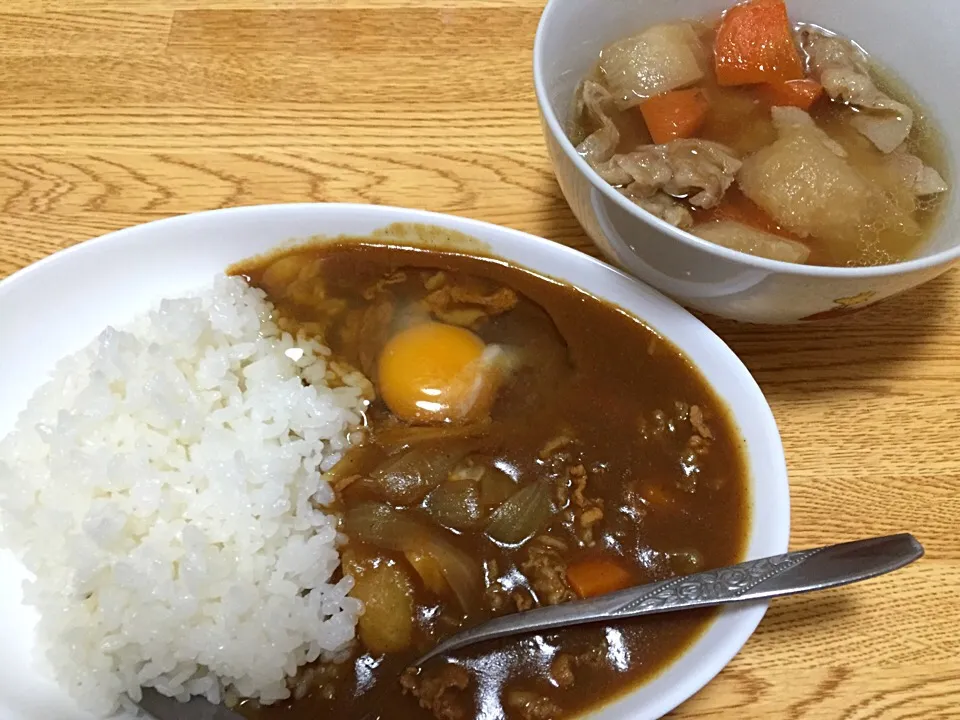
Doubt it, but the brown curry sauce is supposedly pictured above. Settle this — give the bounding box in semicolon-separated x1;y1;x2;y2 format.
231;242;749;720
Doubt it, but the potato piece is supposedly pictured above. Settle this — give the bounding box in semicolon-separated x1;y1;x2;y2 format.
346;553;416;655
694;220;810;263
738;119;918;248
598;23;705;108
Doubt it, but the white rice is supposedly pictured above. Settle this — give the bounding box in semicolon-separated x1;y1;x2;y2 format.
0;276;368;716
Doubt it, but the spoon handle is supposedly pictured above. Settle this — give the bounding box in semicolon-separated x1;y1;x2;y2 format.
413;533;924;666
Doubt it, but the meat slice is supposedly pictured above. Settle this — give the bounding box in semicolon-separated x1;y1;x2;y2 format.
401;664;472;720
573;80;739;225
884;147;949;197
619;190;694;229
802;29;913;153
602;140;741;209
573;80;621;167
738;107;919;248
576;80;740;217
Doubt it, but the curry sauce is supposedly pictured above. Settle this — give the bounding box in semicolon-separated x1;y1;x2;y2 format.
231;242;750;720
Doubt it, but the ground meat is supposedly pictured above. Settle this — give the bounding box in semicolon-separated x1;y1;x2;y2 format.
549;645;606;691
401;664;472;720
520;537;575;606
567;465;604;546
578;506;604;545
682;405;713;482
290;660;347;701
539;434;582;509
422;277;519;328
484;559;510;613
575;644;606;668
570;465;588;507
539;432;574;460
550;654;576;689
361;270;407;300
486;582;510;613
541;445;604;546
447;285;518;314
485;575;537;613
504;690;563;720
689;405;712;440
511;588;535;612
484;559;537;614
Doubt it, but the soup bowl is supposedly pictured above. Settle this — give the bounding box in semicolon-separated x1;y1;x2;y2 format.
533;0;960;324
0;204;789;720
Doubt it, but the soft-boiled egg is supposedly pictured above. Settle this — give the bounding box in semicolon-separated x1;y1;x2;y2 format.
377;321;504;425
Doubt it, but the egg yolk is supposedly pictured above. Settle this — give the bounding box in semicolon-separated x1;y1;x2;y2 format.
377;322;499;425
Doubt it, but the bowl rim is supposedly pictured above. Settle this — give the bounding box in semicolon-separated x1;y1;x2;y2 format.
532;0;960;278
0;202;790;720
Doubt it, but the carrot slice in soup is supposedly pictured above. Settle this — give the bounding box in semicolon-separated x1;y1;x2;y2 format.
759;78;824;110
566;557;634;598
714;0;805;86
640;89;710;144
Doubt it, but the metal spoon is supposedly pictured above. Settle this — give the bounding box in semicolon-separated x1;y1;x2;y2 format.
411;532;922;666
135;533;923;720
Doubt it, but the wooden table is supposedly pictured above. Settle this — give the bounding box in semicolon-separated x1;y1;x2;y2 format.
0;2;957;718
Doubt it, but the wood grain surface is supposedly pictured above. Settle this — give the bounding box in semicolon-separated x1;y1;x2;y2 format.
0;2;957;718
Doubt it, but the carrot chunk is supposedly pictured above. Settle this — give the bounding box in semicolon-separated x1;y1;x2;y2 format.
566;557;634;599
759;78;823;110
714;0;805;86
639;89;710;144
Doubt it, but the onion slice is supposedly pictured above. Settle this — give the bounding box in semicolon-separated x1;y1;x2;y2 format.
485;481;555;546
342;503;483;613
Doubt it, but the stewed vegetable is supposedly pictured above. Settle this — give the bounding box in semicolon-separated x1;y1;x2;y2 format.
569;0;949;267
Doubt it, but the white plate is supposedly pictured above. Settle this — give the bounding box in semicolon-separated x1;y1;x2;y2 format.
0;204;790;720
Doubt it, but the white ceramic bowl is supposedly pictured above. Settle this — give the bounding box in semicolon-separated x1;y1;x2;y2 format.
0;204;789;720
534;0;960;324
